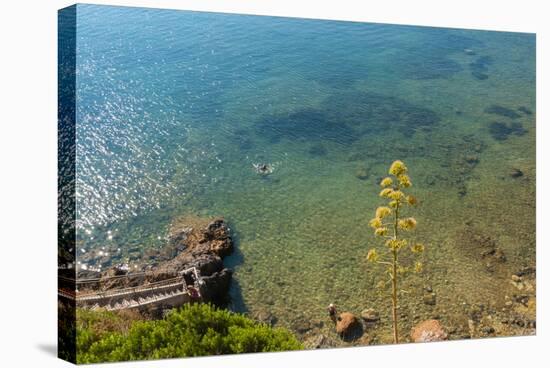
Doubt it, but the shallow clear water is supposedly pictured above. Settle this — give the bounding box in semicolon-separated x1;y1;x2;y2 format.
72;4;535;341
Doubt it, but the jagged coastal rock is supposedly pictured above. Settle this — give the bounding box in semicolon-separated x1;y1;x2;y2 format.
152;216;234;303
80;216;234;305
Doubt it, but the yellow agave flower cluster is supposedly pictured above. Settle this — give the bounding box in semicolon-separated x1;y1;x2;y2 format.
379;161;416;207
369;160;418;236
367;160;425;264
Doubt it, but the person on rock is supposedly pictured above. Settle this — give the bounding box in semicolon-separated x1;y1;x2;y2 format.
188;285;201;301
328;303;337;324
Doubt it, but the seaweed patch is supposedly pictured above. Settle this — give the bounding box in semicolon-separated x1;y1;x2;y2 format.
255;109;358;144
392;30;483;80
402;56;463;80
308;144;329;156
229;128;255;151
469;56;493;80
484;105;521;119
325;92;440;138
518;106;533;115
489;121;526;141
254;92;441;144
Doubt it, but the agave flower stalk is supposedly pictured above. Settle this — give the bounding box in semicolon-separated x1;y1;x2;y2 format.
366;160;425;343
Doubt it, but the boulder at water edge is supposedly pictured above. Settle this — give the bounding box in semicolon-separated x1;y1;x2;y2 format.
411;319;448;342
336;312;363;340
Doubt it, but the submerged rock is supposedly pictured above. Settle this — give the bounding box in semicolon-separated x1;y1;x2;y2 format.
518;106;533;115
304;334;337;349
514;266;536;277
510;272;535;293
411;320;448;342
292;318;314;335
469;56;493;81
480;247;506;262
480;326;495;335
425;174;437;186
511;274;522;283
513;294;530;306
509;168;524;178
489;121;526;141
229;128;255;151
423;292;437;306
355;166;370;180
456;230;508;275
468;304;485;322
464;155;479;164
361;308;380;323
472;71;488;80
308;144;328;156
485;105;521;119
457;184;468;197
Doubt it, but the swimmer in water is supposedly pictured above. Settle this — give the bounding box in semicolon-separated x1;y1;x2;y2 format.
253;163;274;175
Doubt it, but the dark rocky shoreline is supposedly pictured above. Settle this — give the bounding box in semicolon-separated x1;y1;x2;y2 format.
77;216;235;306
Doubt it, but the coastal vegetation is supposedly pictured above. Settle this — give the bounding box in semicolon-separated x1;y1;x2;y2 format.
76;303;303;363
58;301;76;362
367;160;425;343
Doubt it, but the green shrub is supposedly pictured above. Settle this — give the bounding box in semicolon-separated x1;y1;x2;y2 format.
58;301;76;362
76;304;303;363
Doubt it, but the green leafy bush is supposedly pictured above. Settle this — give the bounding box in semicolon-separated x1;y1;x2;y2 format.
58;301;76;362
76;304;303;363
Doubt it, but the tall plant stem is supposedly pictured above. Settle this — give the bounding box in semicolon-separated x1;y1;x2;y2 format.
392;247;398;343
392;199;400;344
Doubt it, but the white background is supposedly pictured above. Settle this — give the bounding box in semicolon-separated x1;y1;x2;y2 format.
0;0;547;367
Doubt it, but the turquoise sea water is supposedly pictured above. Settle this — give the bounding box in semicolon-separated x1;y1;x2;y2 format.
72;5;535;342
